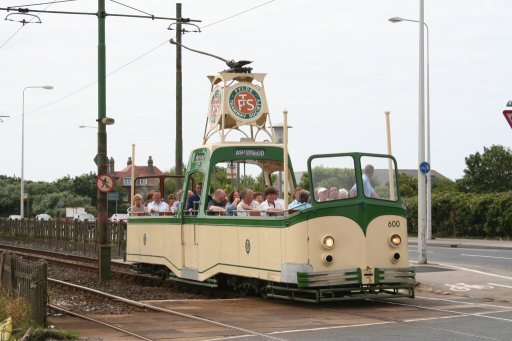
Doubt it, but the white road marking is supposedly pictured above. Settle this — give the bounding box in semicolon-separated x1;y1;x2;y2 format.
444;283;494;291
461;253;512;260
416;295;512;310
267;321;395;335
403;314;464;322
488;283;512;289
436;262;512;281
379;299;512;323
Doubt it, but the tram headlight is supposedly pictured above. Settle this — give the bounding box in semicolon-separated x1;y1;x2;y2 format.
321;235;335;249
389;234;401;247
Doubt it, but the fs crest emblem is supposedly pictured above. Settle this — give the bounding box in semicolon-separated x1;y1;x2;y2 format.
229;85;262;120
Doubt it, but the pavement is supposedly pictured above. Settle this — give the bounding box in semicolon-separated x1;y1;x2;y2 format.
408;236;512;250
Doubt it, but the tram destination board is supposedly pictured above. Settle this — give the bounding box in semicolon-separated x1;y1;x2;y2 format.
235;148;265;157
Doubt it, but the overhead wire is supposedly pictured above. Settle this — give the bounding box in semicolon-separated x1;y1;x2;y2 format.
12;0;277;118
7;0;78;8
108;0;153;17
0;0;61;49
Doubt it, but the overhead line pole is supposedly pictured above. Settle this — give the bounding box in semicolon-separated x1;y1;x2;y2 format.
97;0;110;282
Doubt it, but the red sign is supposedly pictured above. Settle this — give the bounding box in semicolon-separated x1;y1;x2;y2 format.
504;110;512;129
96;174;115;193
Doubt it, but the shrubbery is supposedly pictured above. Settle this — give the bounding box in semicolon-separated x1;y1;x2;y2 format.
403;192;512;238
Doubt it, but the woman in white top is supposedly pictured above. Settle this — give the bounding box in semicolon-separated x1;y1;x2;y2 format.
260;187;283;216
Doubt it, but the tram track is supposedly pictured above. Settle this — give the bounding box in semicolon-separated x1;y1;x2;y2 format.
50;278;285;341
49;303;153;341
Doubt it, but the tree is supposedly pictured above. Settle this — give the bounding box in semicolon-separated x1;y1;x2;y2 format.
457;145;512;193
398;173;417;198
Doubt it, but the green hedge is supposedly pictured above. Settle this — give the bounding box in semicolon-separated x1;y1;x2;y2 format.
403;192;512;238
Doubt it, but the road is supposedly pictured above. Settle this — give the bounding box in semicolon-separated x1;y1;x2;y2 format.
409;245;512;302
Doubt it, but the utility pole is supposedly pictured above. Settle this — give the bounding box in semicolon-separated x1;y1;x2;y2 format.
97;0;110;282
175;3;183;182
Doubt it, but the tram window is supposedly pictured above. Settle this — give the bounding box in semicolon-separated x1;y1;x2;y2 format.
359;156;398;201
310;156;356;203
209;161;266;194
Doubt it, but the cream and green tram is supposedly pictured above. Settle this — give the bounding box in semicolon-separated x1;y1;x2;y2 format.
126;143;415;302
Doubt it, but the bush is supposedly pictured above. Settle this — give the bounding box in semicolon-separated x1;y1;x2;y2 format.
404;191;512;238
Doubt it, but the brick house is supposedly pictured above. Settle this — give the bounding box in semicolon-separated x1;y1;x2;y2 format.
108;156;164;204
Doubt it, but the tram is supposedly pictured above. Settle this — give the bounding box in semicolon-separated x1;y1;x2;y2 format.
126;63;415;302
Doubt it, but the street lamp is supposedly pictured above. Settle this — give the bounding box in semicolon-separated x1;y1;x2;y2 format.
389;16;432;241
21;85;53;218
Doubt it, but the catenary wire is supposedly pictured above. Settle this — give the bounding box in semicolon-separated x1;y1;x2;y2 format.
7;0;77;8
109;0;153;17
12;0;277;117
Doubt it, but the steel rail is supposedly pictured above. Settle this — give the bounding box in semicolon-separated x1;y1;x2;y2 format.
49;278;285;341
49;303;153;341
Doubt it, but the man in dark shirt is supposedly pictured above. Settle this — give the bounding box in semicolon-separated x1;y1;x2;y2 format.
187;182;203;214
207;189;227;215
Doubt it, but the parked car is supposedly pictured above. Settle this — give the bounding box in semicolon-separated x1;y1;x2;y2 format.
8;215;21;220
35;213;52;221
73;213;96;222
109;213;128;223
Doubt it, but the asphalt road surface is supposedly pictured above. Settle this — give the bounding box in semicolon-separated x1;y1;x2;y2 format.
409;245;512;302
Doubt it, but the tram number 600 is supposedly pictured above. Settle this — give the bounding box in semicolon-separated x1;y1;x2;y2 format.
388;220;400;228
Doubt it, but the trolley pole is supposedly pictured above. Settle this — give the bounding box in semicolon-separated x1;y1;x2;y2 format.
97;0;111;282
175;3;183;182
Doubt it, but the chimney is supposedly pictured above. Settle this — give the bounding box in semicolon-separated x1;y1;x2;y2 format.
148;156;154;175
108;157;115;174
127;157;132;166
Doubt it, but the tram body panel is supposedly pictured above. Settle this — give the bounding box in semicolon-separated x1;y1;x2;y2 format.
126;220;183;275
366;215;409;269
306;216;367;272
282;221;309;264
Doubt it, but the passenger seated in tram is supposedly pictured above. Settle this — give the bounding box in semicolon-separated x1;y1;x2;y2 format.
339;188;349;199
226;189;241;216
236;189;262;216
288;187;303;209
328;186;339;200
260;187;283;216
129;193;149;216
254;191;264;205
288;190;312;210
317;187;328;202
147;191;169;215
171;189;183;213
207;189;227;215
187;182;203;215
167;193;176;208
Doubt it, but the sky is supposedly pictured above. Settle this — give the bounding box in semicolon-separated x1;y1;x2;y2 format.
0;0;511;182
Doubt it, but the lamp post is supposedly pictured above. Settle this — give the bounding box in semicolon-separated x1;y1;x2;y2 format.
389;2;428;264
389;15;432;241
21;85;53;218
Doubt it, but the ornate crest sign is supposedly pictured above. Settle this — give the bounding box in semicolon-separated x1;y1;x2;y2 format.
208;87;222;126
227;84;265;123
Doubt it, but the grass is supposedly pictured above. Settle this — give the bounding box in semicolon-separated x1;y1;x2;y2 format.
0;290;80;340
